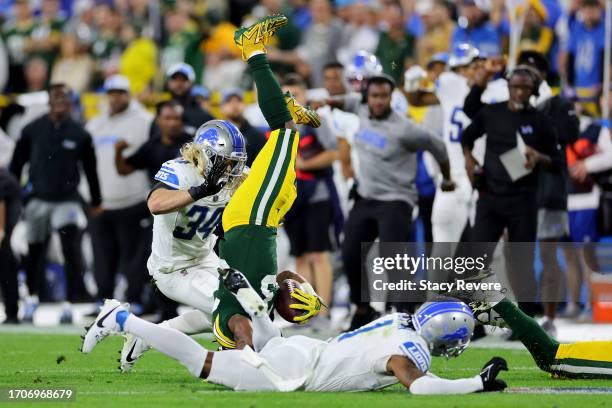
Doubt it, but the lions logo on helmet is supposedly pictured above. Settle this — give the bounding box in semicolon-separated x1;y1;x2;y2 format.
413;301;475;358
345;51;383;92
194;120;247;181
448;43;480;69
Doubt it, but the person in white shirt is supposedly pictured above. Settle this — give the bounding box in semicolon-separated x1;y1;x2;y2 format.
86;75;154;311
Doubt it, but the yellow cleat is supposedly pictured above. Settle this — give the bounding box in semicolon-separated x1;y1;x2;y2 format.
234;14;288;61
284;92;321;128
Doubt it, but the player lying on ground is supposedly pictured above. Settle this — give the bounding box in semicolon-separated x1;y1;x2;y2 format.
210;14;324;351
81;269;509;394
452;286;612;379
116;121;319;371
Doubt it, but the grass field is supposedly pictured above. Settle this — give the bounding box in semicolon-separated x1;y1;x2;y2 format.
0;332;611;407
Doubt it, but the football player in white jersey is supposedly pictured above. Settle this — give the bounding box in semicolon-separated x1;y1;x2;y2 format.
82;269;509;394
117;119;247;372
405;43;480;242
346;50;409;116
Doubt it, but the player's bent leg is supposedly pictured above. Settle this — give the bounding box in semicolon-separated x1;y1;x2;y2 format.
551;341;612;379
431;191;469;242
222;268;280;351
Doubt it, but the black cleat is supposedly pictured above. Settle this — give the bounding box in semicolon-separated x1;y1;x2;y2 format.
221;268;250;294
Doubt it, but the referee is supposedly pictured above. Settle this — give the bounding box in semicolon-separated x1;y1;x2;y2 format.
333;74;454;329
461;66;562;315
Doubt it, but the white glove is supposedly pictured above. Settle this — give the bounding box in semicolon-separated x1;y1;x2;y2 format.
404;66;428;92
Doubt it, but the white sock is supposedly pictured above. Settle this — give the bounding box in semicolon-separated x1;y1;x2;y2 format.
161;310;212;335
232;290;280;351
250;315;280;352
123;314;208;377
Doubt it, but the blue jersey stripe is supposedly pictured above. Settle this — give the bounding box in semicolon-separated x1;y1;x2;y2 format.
337;318;393;341
154;168;180;188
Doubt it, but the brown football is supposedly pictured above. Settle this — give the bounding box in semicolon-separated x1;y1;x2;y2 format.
275;278;305;323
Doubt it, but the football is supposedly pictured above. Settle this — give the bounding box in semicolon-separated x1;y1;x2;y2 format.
275;278;304;323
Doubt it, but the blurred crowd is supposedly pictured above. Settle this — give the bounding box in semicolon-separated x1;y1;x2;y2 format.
0;0;612;335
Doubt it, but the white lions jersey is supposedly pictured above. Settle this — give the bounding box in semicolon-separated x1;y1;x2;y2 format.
434;71;472;179
306;313;431;391
149;159;232;273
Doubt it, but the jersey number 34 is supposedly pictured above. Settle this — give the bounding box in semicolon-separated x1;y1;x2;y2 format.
173;205;224;240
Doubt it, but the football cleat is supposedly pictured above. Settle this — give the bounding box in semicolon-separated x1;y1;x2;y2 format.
468;301;508;328
119;334;151;373
234;14;288;61
284;92;321;128
81;299;127;353
220;268;267;317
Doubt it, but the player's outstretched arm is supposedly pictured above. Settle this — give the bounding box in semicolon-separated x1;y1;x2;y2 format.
388;355;508;394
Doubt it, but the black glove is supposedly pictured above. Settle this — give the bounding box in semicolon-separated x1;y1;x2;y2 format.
188;158;227;200
479;357;508;392
348;179;360;201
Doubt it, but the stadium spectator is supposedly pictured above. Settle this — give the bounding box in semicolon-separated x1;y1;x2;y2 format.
267;0;343;87
86;75;154;313
165;63;214;136
518;51;579;336
220;88;267;167
192;85;211;113
201;20;245;91
517;0;554;58
160;6;203;84
337;0;380;67
560;0;607;115
451;0;507;57
563;101;612;321
90;3;124;83
461;66;561;317
2;0;35;92
23;57;49;93
114;100;190;181
50;32;93;93
28;0;66;70
0;169;21;324
374;0;416;84
416;0;456;67
9;83;102;323
282;74;339;319
333;74;452;329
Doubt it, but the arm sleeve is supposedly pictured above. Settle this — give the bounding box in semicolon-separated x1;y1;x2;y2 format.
409;374;484;395
584;126;612;173
80;132;102;207
460;110;486;151
401;121;448;165
463;85;486;119
9;127;31;179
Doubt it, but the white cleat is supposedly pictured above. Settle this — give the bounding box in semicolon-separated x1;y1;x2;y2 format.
81;299;127;353
119;334;150;373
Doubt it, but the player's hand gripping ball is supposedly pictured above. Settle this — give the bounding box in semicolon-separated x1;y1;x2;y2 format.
275;279;323;324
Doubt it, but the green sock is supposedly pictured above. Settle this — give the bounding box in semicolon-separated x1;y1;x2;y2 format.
247;54;292;131
493;299;559;371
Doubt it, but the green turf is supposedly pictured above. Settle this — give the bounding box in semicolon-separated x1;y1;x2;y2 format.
0;333;610;407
